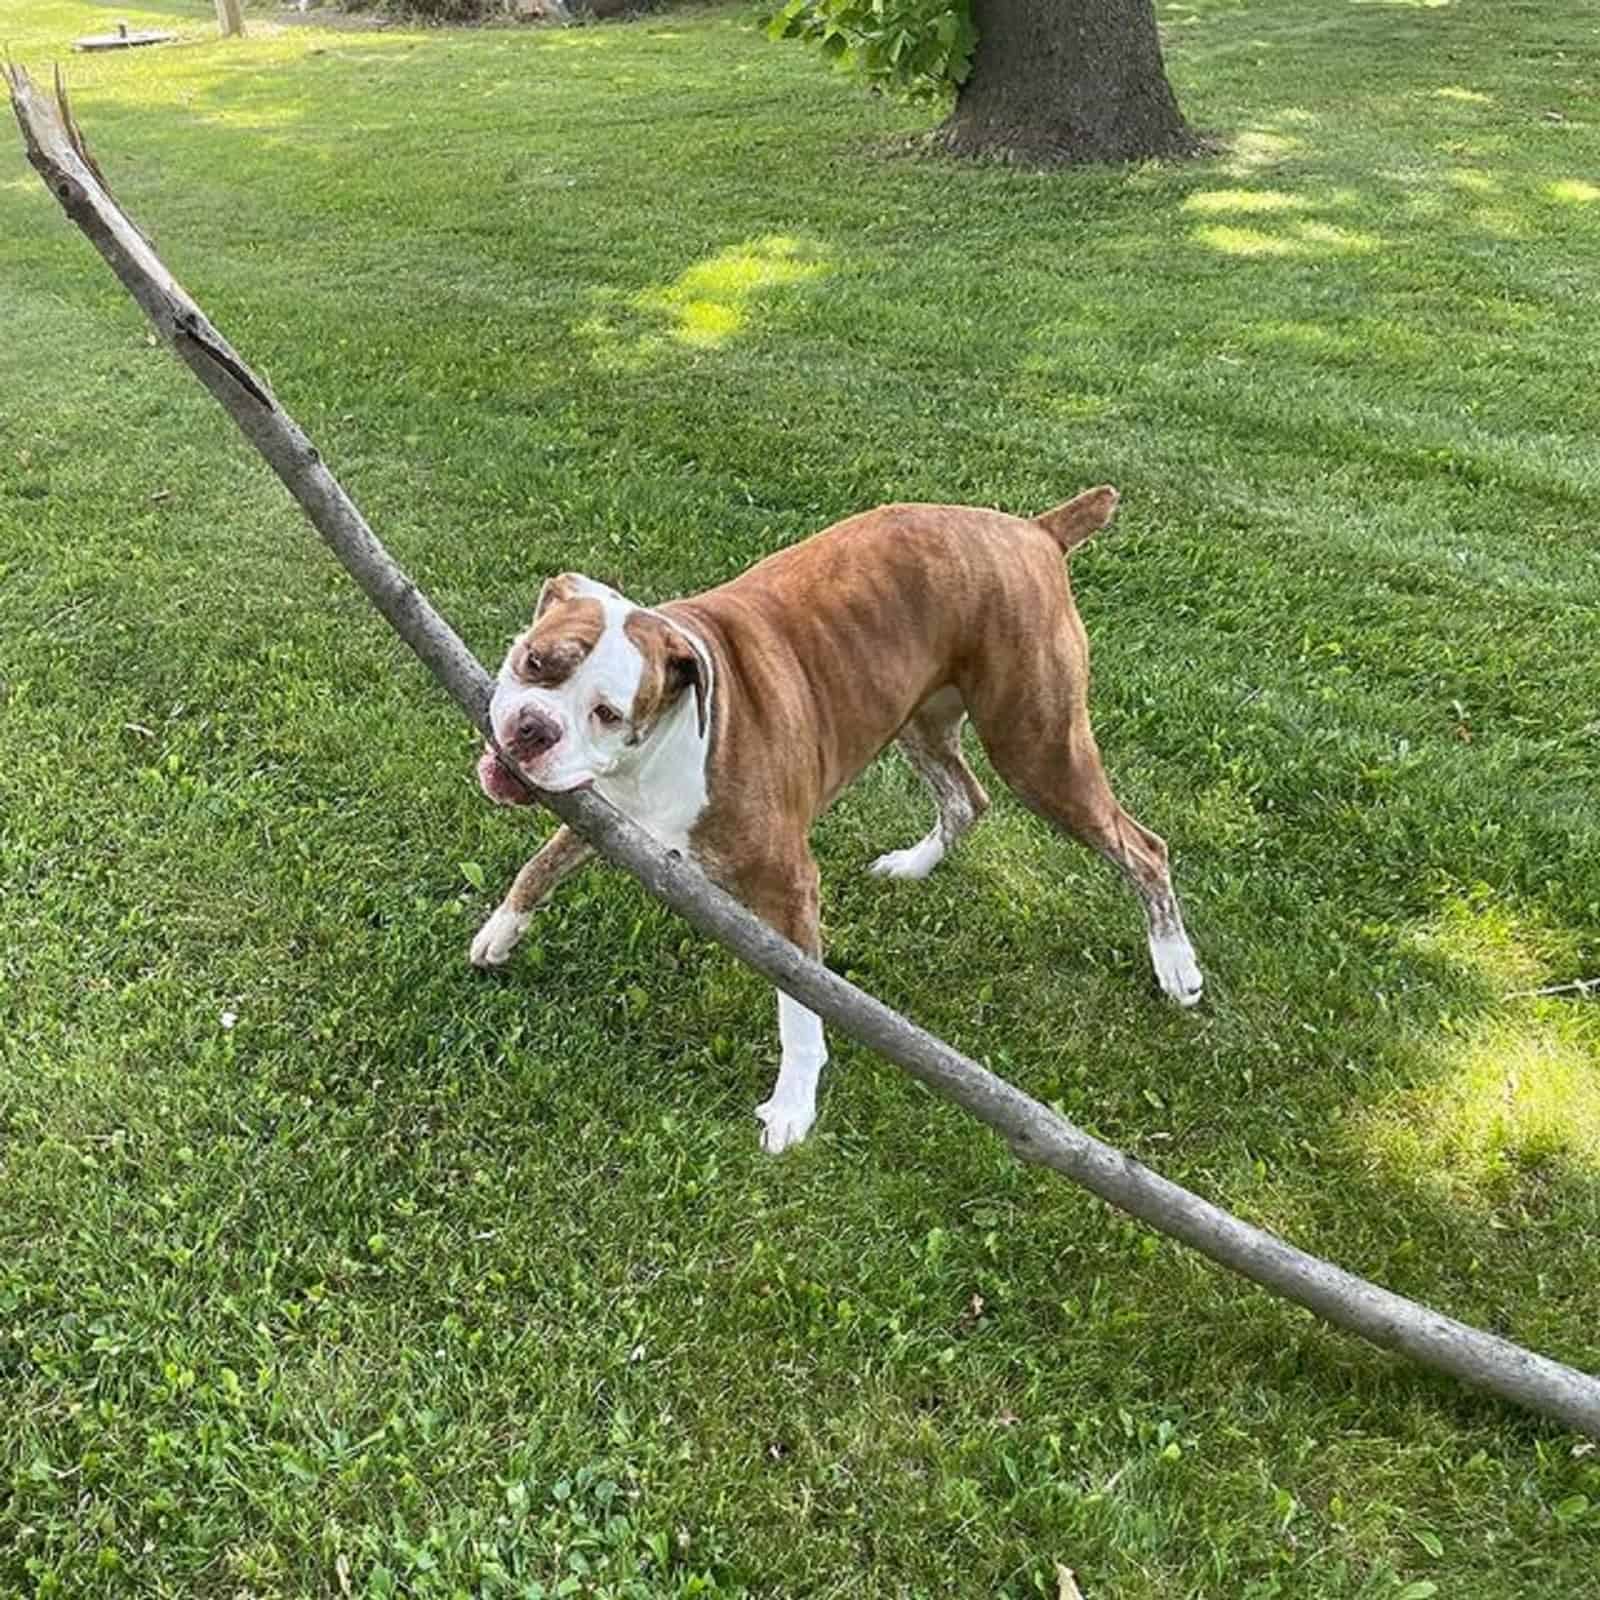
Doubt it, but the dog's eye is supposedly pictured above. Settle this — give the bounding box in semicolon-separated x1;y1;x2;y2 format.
593;704;623;727
523;651;543;678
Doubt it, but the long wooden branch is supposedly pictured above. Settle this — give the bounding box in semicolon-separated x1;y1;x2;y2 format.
10;63;1599;1438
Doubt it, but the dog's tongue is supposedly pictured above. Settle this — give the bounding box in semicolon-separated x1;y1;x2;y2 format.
477;745;536;806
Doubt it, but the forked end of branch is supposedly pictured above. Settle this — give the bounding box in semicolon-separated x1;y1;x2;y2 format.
52;61;114;197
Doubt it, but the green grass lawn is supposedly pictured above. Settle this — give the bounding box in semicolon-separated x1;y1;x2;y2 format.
4;0;1600;1593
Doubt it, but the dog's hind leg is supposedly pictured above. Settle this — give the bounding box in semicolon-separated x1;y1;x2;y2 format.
969;690;1203;1007
869;688;990;881
469;825;594;968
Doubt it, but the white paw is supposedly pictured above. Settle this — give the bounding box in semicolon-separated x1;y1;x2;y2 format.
469;908;531;969
868;836;943;881
1149;930;1204;1007
755;1097;817;1155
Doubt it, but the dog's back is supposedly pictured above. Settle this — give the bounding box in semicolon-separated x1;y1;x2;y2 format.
666;491;1118;826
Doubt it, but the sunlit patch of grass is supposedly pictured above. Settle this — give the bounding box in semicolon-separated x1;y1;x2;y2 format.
637;235;828;349
540;26;631;51
1547;178;1600;204
1357;880;1596;1209
1356;1012;1600;1194
1220;128;1304;176
1034;391;1116;423
1190;219;1380;257
1447;167;1500;193
1216;132;1305;182
1191;223;1302;257
1290;220;1380;252
7;3;206;58
577;235;829;369
1403;896;1564;994
1434;85;1492;103
1358;898;1600;1187
673;297;743;343
1182;187;1307;214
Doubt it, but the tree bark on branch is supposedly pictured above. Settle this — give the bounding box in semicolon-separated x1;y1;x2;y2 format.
8;64;1598;1439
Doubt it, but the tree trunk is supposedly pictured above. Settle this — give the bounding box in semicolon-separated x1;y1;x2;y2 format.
939;0;1199;166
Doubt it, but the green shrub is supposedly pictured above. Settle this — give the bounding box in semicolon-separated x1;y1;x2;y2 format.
352;0;665;24
760;0;976;102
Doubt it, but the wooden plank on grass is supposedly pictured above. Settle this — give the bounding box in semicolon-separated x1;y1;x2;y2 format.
74;27;177;51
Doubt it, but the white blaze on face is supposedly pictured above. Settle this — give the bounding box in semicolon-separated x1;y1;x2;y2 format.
488;578;646;794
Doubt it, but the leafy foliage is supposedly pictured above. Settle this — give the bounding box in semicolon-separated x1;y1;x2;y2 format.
762;0;977;102
366;0;498;22
357;0;670;25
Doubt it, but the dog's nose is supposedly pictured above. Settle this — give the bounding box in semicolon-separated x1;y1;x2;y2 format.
514;707;562;756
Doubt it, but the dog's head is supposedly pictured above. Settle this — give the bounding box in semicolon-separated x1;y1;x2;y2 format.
478;573;707;804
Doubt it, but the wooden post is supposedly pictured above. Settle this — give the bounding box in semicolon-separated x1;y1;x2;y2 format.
7;64;1600;1440
214;0;246;38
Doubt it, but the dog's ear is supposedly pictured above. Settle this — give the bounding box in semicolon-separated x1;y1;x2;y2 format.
621;613;709;741
533;572;581;619
665;634;708;739
1035;485;1120;553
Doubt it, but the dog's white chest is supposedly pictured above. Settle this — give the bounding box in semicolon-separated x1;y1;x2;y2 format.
594;718;709;858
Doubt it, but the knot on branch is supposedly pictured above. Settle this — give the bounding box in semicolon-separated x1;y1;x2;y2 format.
1007;1130;1051;1168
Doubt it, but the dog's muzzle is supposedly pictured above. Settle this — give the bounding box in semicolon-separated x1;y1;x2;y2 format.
477;744;537;807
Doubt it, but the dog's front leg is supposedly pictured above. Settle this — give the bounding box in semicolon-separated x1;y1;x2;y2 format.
764;990;827;1154
469;825;594;968
739;855;827;1154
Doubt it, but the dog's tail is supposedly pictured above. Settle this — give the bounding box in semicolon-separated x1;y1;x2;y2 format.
1034;484;1120;553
